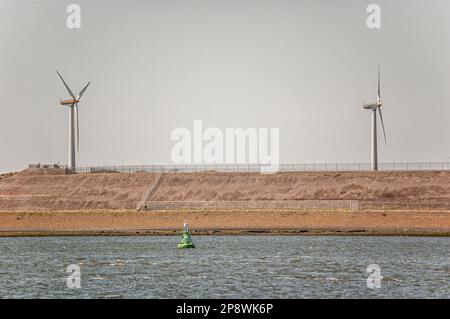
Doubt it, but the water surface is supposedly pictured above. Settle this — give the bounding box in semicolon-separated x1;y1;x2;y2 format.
0;236;448;298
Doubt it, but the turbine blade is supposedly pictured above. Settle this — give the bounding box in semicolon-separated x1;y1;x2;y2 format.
378;107;387;146
77;81;91;99
56;71;76;100
377;65;381;103
76;104;80;151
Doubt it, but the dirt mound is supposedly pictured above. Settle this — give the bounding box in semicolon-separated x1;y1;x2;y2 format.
16;168;67;176
149;171;450;201
0;172;158;211
1;170;450;211
0;172;17;181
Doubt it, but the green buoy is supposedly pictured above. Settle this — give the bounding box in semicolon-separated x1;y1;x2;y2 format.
178;222;195;249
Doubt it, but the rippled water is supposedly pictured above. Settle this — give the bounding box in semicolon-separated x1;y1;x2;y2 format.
0;236;448;298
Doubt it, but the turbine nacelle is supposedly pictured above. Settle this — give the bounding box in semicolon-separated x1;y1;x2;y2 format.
363;103;382;110
60;98;80;106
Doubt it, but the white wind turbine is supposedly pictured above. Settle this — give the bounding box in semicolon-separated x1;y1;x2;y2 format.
56;71;91;171
362;65;387;171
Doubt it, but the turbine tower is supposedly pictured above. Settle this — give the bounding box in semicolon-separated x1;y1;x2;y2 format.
56;71;90;171
363;65;387;171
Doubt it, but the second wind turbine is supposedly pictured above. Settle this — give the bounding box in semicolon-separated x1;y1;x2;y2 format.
56;71;91;171
363;65;387;171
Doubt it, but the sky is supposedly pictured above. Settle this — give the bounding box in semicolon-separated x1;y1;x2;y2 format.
0;0;449;172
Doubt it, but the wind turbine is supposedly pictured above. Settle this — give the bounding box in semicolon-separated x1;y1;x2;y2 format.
56;71;91;171
362;65;387;171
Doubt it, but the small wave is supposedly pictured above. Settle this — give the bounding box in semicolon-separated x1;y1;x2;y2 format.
110;263;125;266
92;276;104;280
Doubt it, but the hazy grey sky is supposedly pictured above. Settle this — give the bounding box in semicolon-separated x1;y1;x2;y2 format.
1;0;449;172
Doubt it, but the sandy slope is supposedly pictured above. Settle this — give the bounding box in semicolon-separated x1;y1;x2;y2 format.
149;171;450;201
0;169;158;210
0;169;450;211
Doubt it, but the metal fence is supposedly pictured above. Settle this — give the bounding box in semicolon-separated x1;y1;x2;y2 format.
66;162;450;174
141;199;450;211
141;200;359;211
359;200;450;211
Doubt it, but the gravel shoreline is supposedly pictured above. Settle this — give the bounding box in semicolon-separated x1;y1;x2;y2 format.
1;209;449;237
